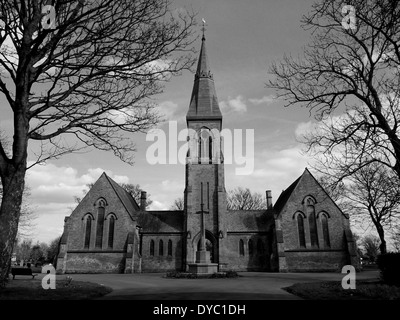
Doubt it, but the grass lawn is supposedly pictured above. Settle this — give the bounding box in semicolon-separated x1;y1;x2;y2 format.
284;280;400;300
0;277;112;300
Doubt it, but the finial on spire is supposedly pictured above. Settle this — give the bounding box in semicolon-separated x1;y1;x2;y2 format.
201;18;207;40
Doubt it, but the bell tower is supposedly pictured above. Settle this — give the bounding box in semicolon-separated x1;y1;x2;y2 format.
184;25;228;271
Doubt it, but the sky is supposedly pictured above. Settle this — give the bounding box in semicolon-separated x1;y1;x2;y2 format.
1;0;335;244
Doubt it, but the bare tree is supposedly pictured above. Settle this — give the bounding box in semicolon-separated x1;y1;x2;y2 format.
14;239;32;266
0;133;37;239
0;0;196;286
268;0;400;182
170;197;184;210
0;182;37;239
227;187;266;211
361;235;381;263
120;183;153;209
30;241;47;266
345;164;400;254
47;235;61;264
318;165;400;254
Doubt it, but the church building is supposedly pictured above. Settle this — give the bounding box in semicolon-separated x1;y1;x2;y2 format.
56;32;358;274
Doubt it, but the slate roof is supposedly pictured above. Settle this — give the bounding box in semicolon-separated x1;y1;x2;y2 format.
186;36;222;121
226;210;274;232
135;210;184;233
103;173;140;219
273;176;301;214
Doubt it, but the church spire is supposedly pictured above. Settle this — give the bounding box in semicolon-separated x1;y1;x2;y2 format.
186;22;222;123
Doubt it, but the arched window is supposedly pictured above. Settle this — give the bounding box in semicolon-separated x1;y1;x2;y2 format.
108;215;115;249
84;215;92;249
321;213;331;248
168;240;173;256
198;128;213;163
239;239;245;256
198;136;202;163
208;136;212;163
306;197;319;248
257;239;264;254
248;239;253;255
297;214;306;248
159;239;164;256
150;240;155;256
95;199;106;248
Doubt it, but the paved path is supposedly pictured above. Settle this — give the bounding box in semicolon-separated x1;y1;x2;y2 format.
54;270;379;300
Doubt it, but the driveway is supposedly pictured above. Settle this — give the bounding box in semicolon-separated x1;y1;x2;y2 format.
57;270;379;300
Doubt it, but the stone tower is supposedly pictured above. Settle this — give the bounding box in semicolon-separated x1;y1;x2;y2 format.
184;31;229;271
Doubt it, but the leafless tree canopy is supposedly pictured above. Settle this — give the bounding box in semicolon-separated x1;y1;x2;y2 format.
321;164;400;253
268;0;400;180
170;197;184;210
0;0;196;166
0;0;197;286
361;235;381;262
227;187;266;211
268;0;400;253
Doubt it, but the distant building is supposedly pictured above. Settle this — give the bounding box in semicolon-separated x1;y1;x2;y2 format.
57;33;358;274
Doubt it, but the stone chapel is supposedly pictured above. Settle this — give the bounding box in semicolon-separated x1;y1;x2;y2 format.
56;33;358;274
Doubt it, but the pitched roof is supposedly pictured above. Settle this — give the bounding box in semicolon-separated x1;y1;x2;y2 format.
102;173;140;219
135;210;184;233
304;168;350;219
186;36;222;122
273;168;349;219
273;175;302;214
60;230;68;244
226;210;274;232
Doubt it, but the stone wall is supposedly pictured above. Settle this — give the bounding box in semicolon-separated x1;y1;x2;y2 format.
284;250;349;272
140;233;184;272
61;174;137;273
64;252;126;273
277;169;354;272
223;233;271;271
185;162;226;267
66;175;136;252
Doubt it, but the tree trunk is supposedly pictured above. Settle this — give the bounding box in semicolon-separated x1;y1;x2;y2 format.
376;225;387;255
0;163;27;287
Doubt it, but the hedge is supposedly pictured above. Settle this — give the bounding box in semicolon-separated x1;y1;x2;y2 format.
376;253;400;286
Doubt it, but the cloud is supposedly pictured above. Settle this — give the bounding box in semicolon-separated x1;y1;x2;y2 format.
225;145;312;204
149;200;169;210
294;121;318;139
220;95;247;113
146;179;184;210
23;163;130;243
294;110;359;140
249;95;275;105
26;163;130;205
157;101;179;121
139;59;172;80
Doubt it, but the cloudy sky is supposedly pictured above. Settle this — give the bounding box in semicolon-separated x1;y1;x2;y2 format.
2;0;327;244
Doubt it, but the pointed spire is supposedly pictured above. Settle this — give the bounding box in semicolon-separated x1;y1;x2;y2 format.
195;35;212;80
187;24;222;123
201;18;207;40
